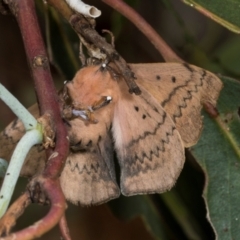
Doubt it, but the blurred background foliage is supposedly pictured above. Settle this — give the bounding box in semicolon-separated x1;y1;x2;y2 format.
0;0;240;239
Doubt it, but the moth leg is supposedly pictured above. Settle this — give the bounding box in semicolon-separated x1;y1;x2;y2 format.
102;29;115;47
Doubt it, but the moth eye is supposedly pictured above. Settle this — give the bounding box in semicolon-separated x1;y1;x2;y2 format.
92;96;112;111
106;96;112;102
103;96;112;106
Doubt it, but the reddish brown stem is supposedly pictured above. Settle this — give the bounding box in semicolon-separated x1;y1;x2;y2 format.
0;192;31;236
102;0;183;63
204;102;219;118
59;213;72;240
0;179;66;240
1;0;69;238
10;0;69;178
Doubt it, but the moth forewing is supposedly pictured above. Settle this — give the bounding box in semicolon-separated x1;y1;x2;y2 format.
111;80;185;196
130;63;223;147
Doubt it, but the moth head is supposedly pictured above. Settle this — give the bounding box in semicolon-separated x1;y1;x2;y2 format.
70;96;112;123
63;65;120;123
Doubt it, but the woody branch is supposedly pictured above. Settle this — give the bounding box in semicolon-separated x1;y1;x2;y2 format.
0;0;69;238
47;0;183;68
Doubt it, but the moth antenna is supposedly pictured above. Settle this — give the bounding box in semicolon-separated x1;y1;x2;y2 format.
99;61;121;80
102;29;115;47
92;96;112;111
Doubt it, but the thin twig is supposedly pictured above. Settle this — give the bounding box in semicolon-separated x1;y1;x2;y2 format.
59;213;72;240
0;179;66;240
70;14;141;94
64;0;101;18
0;192;31;236
0;84;37;130
46;0;142;94
102;0;183;63
0;129;42;218
0;84;41;213
0;0;69;238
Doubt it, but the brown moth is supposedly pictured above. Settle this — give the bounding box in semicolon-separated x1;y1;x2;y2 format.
0;62;223;206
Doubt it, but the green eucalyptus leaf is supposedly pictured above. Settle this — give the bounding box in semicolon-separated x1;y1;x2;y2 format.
191;76;240;239
183;0;240;33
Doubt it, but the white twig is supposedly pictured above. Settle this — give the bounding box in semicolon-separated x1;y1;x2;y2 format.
65;0;101;18
0;83;43;217
0;129;42;218
0;84;37;130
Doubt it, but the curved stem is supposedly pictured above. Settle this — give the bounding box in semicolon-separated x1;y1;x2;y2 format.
0;192;31;236
10;0;69;179
0;179;66;240
0;84;37;130
102;0;183;63
0;129;42;218
59;213;72;240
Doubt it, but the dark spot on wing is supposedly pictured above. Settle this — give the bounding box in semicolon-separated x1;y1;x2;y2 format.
134;106;139;112
127;112;167;148
142;114;146;119
156;75;161;80
172;76;176;83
